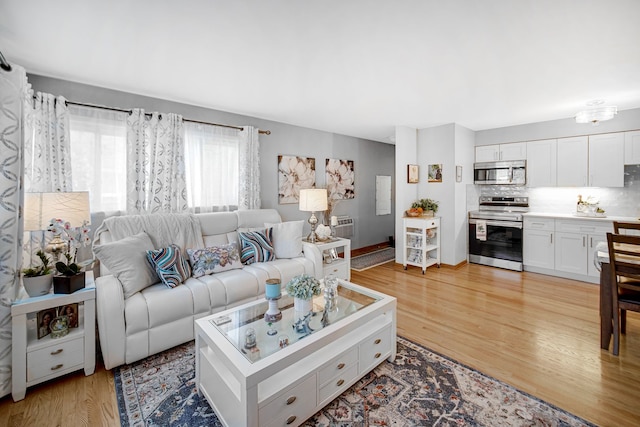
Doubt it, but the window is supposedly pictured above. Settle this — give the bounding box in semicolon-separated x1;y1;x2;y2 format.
69;106;127;212
184;122;240;210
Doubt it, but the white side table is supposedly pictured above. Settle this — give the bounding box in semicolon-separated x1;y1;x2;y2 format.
303;237;351;280
11;272;96;401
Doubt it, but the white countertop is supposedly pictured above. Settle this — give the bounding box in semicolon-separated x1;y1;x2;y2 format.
523;212;639;222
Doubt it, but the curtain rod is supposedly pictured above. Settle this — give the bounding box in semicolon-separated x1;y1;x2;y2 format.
0;50;12;72
64;99;271;135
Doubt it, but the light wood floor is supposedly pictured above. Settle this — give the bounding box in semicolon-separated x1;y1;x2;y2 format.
2;261;639;426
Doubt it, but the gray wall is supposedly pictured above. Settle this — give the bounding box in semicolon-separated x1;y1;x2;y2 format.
28;74;396;250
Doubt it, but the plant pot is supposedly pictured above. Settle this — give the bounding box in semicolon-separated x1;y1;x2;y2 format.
53;271;86;294
23;273;53;297
422;210;434;217
293;297;312;314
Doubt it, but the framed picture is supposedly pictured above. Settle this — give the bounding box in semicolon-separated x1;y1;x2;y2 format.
428;164;443;183
59;303;79;328
326;158;355;199
37;308;56;339
278;155;316;204
407;164;419;183
456;165;463;182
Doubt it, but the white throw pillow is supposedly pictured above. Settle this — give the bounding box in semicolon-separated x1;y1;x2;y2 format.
265;221;304;259
93;231;159;299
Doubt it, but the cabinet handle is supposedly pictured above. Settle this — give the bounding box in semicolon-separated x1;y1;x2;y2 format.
550;234;553;244
374;352;382;359
50;349;63;355
582;236;586;247
51;364;63;371
286;396;296;405
336;379;344;386
374;339;381;345
286;415;297;425
590;237;593;248
337;363;345;370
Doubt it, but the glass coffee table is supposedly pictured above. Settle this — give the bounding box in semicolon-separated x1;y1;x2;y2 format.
195;279;396;427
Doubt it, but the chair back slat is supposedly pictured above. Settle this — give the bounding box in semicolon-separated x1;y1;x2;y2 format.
613;221;640;236
607;232;640;280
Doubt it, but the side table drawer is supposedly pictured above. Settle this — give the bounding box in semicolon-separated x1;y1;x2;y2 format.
323;262;348;280
27;337;84;382
359;325;392;374
318;363;358;404
317;347;358;386
260;375;316;427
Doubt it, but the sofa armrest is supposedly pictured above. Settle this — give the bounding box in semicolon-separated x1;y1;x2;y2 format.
95;274;126;370
302;242;323;280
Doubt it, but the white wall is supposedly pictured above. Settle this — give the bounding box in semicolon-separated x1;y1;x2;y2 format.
394;126;418;263
454;124;475;264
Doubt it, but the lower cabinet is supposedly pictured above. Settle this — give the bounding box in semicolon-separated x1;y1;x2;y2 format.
524;216;612;283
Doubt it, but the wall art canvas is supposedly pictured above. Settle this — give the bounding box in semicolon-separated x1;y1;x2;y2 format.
428;164;443;183
326;158;355;199
278;155;316;204
407;164;419;183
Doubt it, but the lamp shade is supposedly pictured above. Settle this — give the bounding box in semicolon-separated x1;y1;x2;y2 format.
24;192;91;231
299;188;328;212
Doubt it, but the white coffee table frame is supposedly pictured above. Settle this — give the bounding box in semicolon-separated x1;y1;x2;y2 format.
195;279;396;427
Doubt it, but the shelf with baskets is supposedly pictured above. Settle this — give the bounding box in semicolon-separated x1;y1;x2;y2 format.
403;217;441;274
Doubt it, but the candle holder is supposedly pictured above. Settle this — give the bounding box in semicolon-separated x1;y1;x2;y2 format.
264;296;282;336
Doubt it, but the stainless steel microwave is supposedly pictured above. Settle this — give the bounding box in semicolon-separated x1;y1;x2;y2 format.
473;160;526;185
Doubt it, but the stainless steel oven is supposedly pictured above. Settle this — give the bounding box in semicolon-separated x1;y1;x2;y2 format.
468;196;528;271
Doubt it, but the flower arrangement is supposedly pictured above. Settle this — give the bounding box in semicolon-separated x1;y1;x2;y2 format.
22;250;52;277
285;274;322;300
47;218;91;276
411;198;439;213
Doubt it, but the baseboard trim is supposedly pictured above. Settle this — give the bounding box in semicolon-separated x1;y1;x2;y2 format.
351;242;391;257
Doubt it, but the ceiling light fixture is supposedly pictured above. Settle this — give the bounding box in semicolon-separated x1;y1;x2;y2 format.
575;100;617;126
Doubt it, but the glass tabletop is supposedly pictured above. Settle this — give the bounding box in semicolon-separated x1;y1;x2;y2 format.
209;282;379;363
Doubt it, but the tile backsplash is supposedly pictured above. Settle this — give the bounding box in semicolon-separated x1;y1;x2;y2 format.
466;165;640;218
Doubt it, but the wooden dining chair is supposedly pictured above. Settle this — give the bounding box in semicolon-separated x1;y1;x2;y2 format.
606;232;640;355
613;221;640;236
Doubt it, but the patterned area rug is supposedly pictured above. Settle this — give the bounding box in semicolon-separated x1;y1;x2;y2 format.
351;248;396;271
114;337;595;427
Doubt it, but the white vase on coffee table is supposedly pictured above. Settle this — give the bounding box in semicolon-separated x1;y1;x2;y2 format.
293;297;312;314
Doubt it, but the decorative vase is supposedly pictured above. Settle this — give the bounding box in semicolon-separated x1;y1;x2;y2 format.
23;273;53;297
293;297;312;314
53;271;86;294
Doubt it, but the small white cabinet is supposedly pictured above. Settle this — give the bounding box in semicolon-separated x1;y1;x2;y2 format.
554;219;611;279
526;139;557;187
557;136;589;187
523;217;555;269
589;133;624;187
11;273;96;401
302;237;351;281
624;130;640;165
403;217;440;274
475;142;526;162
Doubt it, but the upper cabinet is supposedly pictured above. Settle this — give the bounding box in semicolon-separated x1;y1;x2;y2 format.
556;133;624;187
588;133;624;187
526;139;557;187
475;142;526;162
557;136;588;187
625;130;640;164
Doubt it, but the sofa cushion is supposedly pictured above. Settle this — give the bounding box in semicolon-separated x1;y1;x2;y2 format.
93;231;158;299
265;220;304;259
146;244;191;288
187;243;243;278
239;228;276;265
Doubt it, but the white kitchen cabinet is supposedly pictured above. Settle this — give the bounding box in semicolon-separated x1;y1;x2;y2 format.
523;217;555;269
554;219;612;279
526;139;557;187
589;133;624;187
625;130;640;164
557;136;588;186
475;142;526;162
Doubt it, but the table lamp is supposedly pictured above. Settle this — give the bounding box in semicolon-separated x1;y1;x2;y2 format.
299;188;328;243
24;192;91;257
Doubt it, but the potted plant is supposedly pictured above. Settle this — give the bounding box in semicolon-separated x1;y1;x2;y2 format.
22;250;54;297
285;274;322;313
410;198;439;217
48;218;92;294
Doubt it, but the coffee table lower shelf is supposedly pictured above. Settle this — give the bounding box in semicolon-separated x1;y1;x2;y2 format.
195;285;396;427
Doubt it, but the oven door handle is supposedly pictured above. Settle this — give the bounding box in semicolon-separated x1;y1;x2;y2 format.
469;219;523;229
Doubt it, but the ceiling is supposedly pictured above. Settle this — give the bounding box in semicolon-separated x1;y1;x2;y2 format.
2;0;640;143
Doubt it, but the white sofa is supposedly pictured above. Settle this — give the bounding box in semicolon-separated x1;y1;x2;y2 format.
93;209;320;369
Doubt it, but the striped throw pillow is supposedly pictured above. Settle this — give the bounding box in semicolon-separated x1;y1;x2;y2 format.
239;228;276;265
146;244;191;288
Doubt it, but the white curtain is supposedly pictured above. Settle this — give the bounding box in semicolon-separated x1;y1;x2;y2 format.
126;109;187;214
239;126;261;210
184;122;240;211
0;64;30;398
25;92;72;193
